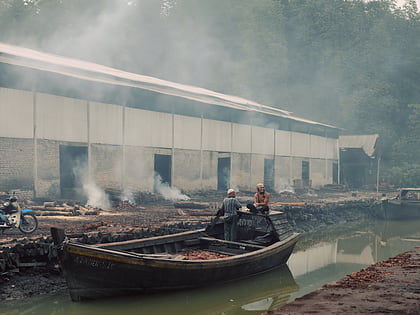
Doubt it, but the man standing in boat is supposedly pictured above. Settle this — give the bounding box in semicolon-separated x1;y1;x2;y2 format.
220;188;242;241
247;183;270;214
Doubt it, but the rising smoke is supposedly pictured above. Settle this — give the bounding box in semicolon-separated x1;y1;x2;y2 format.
121;188;136;205
83;180;112;210
72;160;111;210
154;173;190;201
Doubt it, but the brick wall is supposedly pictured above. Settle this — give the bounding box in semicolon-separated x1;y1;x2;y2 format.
91;144;123;189
0;137;34;193
36;139;60;198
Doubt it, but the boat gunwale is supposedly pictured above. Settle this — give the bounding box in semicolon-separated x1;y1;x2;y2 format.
95;228;207;249
62;233;300;269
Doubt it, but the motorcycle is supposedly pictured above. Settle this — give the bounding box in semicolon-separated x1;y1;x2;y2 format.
0;193;38;234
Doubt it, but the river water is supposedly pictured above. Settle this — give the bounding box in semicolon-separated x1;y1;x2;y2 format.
2;218;420;315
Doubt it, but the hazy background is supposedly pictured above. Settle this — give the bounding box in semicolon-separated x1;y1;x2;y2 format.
0;0;419;187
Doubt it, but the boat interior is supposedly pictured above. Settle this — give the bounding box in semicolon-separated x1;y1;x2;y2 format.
94;211;293;259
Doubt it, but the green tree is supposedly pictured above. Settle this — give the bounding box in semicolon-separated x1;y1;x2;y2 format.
0;0;419;186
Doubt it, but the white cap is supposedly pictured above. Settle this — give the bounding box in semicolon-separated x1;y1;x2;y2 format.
227;189;235;195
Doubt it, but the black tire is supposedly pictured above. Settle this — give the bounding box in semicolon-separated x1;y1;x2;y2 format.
19;213;38;234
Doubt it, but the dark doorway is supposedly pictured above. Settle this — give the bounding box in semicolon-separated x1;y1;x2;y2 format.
217;157;231;191
154;154;172;191
59;145;88;199
302;160;310;187
333;162;338;184
264;159;274;192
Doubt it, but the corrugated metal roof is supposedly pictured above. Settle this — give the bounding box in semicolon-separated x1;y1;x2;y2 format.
339;134;379;157
0;42;338;130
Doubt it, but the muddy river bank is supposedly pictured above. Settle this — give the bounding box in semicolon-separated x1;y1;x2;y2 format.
0;189;397;304
266;245;420;314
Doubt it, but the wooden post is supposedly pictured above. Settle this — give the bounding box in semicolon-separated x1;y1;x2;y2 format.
376;155;381;200
50;227;66;245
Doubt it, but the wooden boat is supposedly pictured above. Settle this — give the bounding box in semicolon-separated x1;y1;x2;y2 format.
381;188;420;220
51;210;300;301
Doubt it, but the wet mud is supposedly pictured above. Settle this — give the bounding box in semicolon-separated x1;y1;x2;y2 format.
265;246;420;314
0;189;402;305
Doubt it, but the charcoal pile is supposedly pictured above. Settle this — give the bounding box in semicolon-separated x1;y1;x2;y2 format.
180;249;229;260
173;201;214;209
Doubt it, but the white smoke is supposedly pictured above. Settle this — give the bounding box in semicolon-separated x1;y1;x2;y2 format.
154;173;190;201
121;188;136;205
276;178;295;194
83;180;111;209
72;160;111;209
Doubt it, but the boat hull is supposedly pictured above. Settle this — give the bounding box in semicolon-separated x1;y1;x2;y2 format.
381;199;420;220
58;233;299;301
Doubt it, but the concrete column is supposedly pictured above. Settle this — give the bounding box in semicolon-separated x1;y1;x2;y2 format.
33;91;37;198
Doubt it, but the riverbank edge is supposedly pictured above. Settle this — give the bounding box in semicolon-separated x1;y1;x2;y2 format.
265;245;420;314
0;195;388;302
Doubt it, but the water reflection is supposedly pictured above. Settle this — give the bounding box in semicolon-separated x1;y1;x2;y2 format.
1;264;299;315
288;218;420;299
1;219;419;314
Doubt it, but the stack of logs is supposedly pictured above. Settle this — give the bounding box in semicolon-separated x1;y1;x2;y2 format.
0;222;209;274
31;202;100;216
0;236;57;273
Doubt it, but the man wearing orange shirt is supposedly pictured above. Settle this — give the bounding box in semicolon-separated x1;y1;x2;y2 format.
247;183;270;214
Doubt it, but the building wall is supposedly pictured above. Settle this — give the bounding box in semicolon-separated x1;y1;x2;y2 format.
231;153;251;190
0;87;339;198
202;119;231;152
275;130;291;156
311;159;329;187
91;144;123;189
249;154;266;186
232;124;251;153
0;88;33;139
291;157;304;181
36;93;88;142
291;132;310;157
123;145;153;192
174;115;201;151
124;108;172;148
90;101;123;145
326;137;339;160
201;151;218;190
173;149;201;190
275;156;293;191
251;126;275;155
35;139;60;198
0;137;34;192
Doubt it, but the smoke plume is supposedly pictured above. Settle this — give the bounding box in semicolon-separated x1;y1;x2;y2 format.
154;173;190;201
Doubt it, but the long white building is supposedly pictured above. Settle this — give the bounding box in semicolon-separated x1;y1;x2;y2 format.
0;42;339;201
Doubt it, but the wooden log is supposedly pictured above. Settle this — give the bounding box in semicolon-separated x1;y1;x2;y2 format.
33;211;74;216
30;205;46;210
45;206;69;211
271;202;306;206
173;201;210;209
177;209;187;216
85;210;99;215
18;262;47;267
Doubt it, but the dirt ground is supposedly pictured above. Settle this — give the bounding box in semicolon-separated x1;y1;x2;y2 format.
0;189;401;305
0;189;384;240
265;245;420;315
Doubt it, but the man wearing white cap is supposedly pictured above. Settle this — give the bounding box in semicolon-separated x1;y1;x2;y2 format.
219;188;242;241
